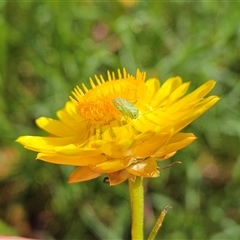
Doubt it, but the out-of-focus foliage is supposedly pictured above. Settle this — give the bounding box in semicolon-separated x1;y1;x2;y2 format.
0;1;240;239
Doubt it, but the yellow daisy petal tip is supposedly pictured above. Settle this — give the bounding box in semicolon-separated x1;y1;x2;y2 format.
15;136;29;145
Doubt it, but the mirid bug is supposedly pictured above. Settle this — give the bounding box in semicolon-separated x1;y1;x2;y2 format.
113;98;139;119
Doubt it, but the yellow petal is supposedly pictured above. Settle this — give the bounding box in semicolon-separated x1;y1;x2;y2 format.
16;136;78;153
108;170;130;185
103;124;135;142
144;78;160;103
194;95;220;110
91;159;125;173
68;166;102;183
151;77;183;108
54;144;102;156
133;115;160;132
173;96;220;133
153;133;196;159
158;76;183;97
133;131;173;158
37;153;107;166
159;152;176;160
167;80;217;113
36;117;76;137
127;157;159;177
100;139;133;158
56;101;88;132
141;111;174;129
165;82;190;107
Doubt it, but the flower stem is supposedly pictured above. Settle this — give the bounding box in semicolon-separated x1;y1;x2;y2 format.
128;176;144;240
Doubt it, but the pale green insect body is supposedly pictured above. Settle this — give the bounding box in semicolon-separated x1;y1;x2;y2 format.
113;98;139;119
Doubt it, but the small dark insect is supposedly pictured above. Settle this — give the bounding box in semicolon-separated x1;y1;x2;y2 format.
103;177;110;184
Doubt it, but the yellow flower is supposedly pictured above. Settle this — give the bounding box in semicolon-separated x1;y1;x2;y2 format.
16;69;219;185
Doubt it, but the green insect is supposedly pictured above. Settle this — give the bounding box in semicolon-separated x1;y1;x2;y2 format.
113;98;139;119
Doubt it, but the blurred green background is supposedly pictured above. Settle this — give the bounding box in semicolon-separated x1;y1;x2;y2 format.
0;1;240;239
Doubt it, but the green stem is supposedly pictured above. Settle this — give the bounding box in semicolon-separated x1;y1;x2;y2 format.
128;176;144;240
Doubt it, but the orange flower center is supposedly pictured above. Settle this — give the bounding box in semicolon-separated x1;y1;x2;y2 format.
70;69;147;125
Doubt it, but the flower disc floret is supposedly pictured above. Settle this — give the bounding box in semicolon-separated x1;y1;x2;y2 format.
70;69;147;125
